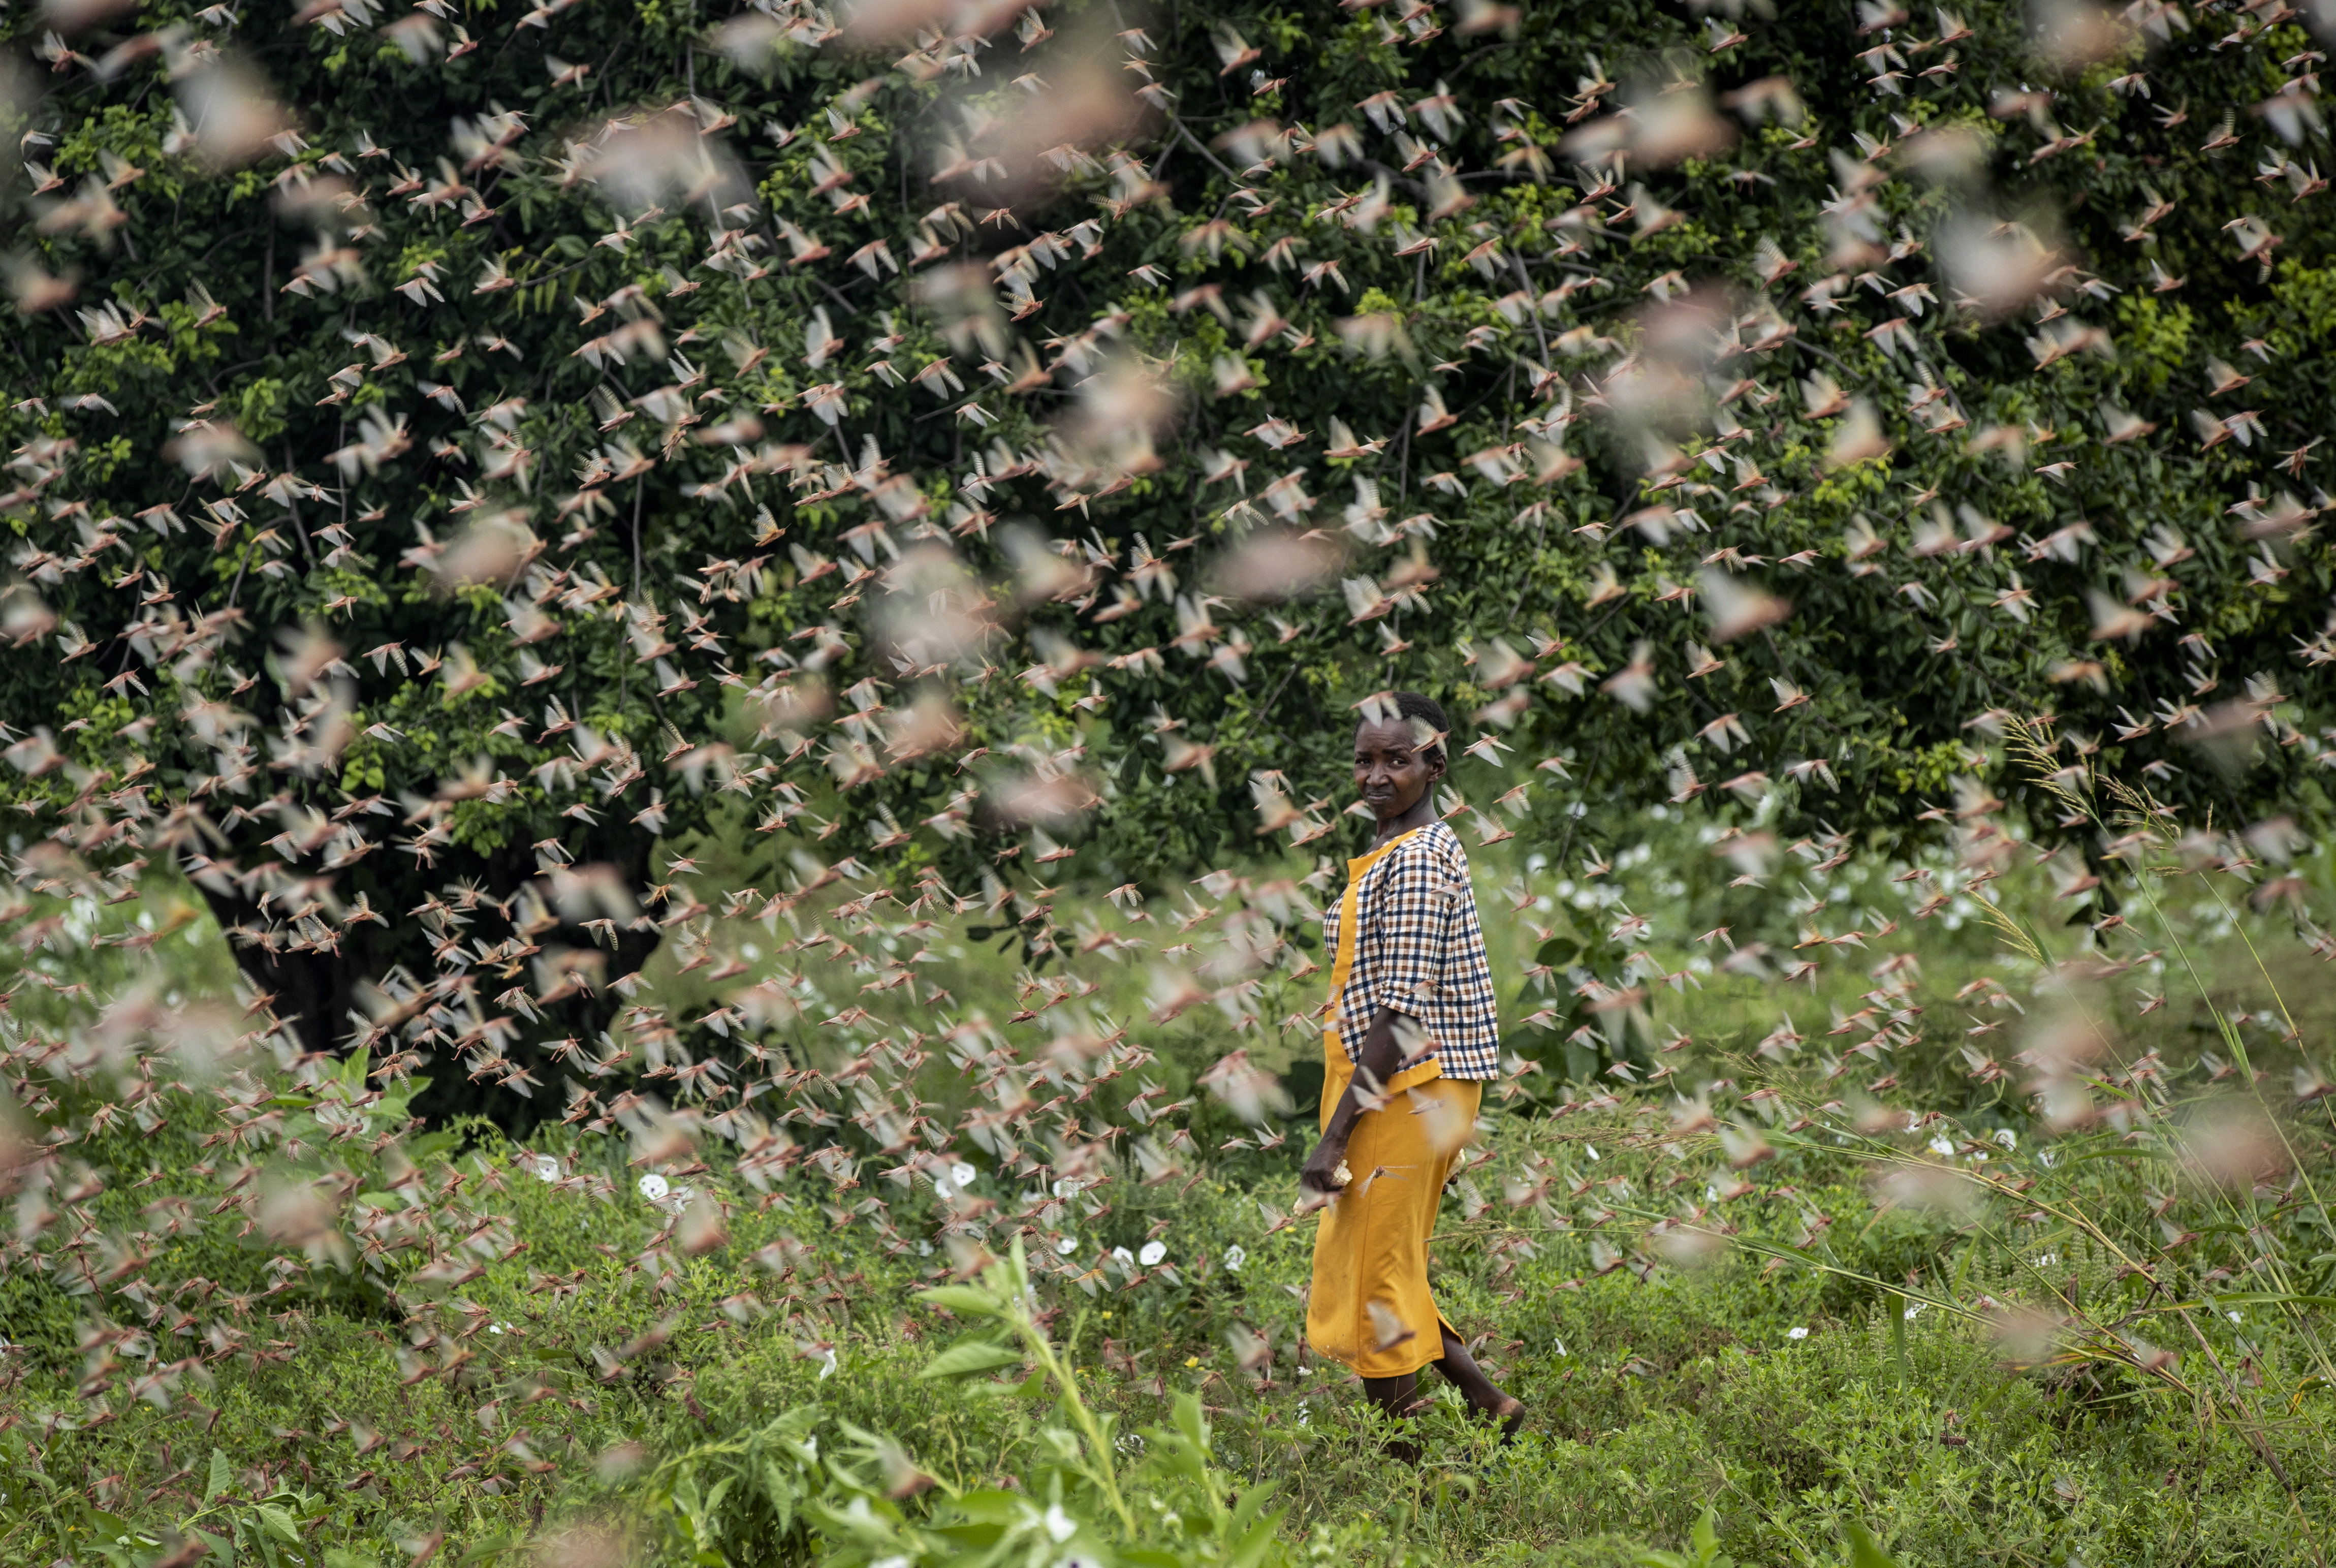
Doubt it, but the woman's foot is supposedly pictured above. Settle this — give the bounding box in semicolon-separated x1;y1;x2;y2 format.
1430;1328;1523;1443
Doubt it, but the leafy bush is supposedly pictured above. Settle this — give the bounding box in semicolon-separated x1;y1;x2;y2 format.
6;0;2335;1126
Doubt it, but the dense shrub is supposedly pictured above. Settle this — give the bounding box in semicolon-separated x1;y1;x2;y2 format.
5;0;2335;1120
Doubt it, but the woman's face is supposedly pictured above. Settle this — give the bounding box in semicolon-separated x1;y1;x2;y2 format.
1353;717;1443;824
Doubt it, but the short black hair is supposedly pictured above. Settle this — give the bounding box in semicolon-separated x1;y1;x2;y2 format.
1354;690;1451;757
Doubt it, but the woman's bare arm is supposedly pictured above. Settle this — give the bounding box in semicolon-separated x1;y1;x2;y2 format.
1299;1003;1410;1194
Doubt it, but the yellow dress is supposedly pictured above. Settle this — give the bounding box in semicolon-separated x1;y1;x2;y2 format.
1305;830;1484;1379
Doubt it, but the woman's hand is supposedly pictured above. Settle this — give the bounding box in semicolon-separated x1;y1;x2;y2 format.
1299;1134;1348;1196
1303;1006;1409;1197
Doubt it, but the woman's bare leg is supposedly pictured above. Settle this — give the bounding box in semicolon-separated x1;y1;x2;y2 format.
1360;1332;1522;1462
1359;1370;1427;1461
1432;1326;1524;1437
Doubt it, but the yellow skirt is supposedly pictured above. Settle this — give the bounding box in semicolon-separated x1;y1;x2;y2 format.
1304;1032;1481;1379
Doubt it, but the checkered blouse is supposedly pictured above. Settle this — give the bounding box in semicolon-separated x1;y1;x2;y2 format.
1321;820;1502;1081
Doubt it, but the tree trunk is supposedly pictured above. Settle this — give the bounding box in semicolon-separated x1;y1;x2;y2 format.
193;831;663;1136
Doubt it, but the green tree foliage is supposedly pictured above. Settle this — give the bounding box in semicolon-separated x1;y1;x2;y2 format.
2;0;2333;1123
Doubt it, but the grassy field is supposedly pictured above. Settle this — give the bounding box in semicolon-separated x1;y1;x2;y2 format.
7;792;2336;1568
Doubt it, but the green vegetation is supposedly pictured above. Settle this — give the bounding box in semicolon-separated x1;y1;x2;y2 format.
3;0;2333;1124
9;736;2336;1565
8;0;2336;1560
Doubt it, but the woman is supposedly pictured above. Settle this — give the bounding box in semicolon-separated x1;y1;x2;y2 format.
1300;691;1521;1454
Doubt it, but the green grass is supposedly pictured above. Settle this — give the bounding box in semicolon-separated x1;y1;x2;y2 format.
8;788;2336;1568
10;1078;2330;1568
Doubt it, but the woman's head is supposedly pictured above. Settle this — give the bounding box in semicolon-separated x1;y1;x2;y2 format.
1352;691;1449;826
